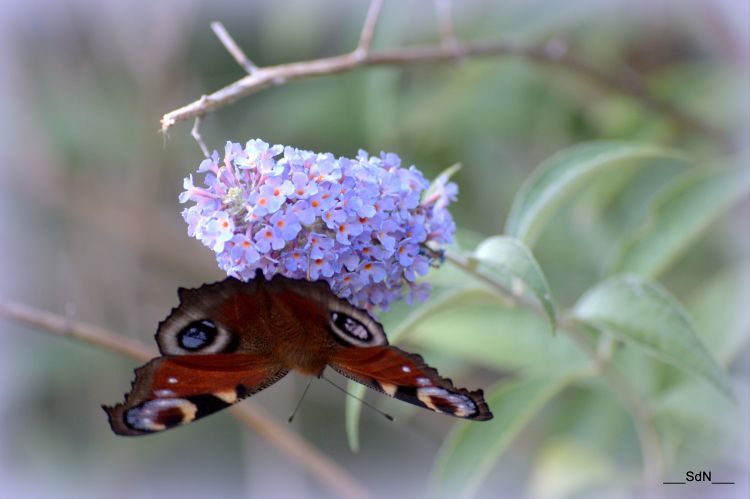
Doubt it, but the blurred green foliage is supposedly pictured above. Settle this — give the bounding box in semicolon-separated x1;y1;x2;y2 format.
1;1;747;498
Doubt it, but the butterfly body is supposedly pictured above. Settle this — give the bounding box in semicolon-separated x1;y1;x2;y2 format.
104;275;492;436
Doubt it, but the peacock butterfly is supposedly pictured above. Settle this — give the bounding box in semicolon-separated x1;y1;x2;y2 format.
103;274;492;435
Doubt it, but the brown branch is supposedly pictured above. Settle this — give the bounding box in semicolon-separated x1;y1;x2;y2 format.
211;21;258;74
161;35;723;145
356;0;384;54
0;299;154;360
435;0;458;51
191;105;210;158
0;298;374;499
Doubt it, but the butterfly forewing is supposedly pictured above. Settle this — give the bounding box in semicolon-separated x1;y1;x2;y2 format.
104;354;287;436
329;346;493;420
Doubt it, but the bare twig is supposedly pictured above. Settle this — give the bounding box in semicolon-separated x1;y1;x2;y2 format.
161;33;723;144
356;0;384;55
442;250;664;486
191;108;210;158
230;404;373;499
211;21;258;74
435;0;458;51
0;299;153;360
0;298;374;499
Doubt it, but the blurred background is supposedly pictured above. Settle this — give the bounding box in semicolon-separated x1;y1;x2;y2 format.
0;0;747;498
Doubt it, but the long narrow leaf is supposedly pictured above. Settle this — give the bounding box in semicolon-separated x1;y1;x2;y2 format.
573;275;733;398
475;236;557;332
506;142;685;246
612;166;750;277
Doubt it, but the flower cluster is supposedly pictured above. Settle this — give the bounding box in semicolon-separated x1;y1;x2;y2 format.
180;139;457;311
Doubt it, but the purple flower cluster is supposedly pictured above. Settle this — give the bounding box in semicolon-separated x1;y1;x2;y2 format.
180;139;457;311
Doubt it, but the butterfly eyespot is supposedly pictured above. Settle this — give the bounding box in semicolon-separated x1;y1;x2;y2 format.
177;320;218;351
416;387;478;417
330;311;373;344
125;398;197;432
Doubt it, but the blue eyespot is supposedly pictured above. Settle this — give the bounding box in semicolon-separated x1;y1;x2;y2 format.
178;320;217;351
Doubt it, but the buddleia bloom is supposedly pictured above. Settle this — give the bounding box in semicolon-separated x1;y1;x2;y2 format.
180;139;457;311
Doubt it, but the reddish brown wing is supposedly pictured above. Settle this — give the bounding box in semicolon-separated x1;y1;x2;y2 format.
104;354;287;436
329;346;492;420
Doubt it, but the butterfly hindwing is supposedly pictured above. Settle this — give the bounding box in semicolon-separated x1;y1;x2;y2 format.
104;354;288;436
329;346;493;420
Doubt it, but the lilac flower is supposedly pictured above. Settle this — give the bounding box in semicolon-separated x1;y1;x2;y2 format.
321;207;346;229
423;172;459;210
180;139;458;311
254;224;285;253
375;219;399;251
309;257;335;280
230;233;261;266
308;184;338;215
270;210;301;241
307;233;334;259
397;240;419;267
334;218;363;245
284;249;307;274
240;139;284;174
198;211;234;252
290;172;318;199
288;200;316;225
250;180;292;216
360;262;386;283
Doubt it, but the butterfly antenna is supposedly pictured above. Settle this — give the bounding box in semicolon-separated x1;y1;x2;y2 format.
288;377;314;423
321;373;394;422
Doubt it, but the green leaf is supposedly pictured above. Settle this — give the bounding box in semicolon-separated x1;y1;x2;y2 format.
474;236;557;333
505;141;686;246
612;166;750;277
687;263;750;367
344;384;366;452
573;275;733;398
407;305;588;375
431;377;573;499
